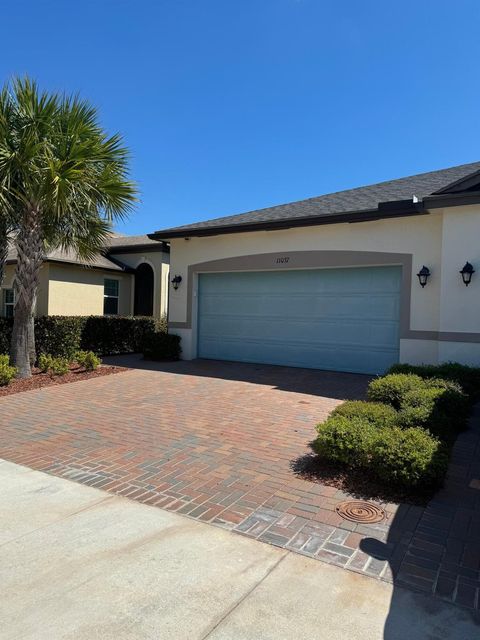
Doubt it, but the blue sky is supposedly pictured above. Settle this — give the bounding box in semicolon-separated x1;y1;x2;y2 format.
2;0;479;234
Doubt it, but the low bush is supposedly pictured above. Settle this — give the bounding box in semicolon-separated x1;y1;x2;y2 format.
367;373;424;410
38;353;69;376
143;332;181;361
366;373;468;440
75;350;101;371
373;427;448;488
388;362;480;402
396;380;469;438
49;357;70;376
313;414;447;488
313;415;379;468
312;362;477;491
0;355;17;386
331;400;397;428
38;353;54;373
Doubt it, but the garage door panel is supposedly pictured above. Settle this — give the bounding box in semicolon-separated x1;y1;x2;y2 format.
199;316;399;347
198;267;401;374
198;335;398;373
200;292;399;321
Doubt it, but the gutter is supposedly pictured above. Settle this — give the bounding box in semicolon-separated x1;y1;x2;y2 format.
148;190;480;240
148;199;427;240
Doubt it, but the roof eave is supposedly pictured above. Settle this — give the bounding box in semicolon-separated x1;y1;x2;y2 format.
107;241;170;255
149;191;480;240
5;257;134;274
148;201;427;240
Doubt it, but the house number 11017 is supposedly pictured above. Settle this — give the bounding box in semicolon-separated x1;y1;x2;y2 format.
276;257;290;264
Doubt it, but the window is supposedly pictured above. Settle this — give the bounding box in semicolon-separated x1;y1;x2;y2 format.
103;279;119;315
3;288;14;318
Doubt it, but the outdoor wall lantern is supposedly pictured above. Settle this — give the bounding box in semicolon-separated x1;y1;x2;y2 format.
460;262;475;287
171;275;182;290
416;266;431;288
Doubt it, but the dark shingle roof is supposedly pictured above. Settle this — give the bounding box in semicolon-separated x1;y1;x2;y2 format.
6;242;127;271
6;233;167;271
152;161;480;237
106;234;160;249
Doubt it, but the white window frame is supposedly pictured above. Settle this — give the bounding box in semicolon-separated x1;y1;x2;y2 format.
103;278;119;315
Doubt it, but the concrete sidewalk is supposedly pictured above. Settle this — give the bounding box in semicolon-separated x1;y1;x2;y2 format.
1;460;477;639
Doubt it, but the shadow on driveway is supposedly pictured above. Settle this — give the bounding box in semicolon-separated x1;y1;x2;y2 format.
358;405;480;635
103;354;370;401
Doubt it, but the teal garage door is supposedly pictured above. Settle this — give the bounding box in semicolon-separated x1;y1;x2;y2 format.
197;266;401;375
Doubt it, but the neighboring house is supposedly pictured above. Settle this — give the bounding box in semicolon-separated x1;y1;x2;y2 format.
150;161;480;375
1;235;170;320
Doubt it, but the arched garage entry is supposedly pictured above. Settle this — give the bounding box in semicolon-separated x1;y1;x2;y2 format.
134;262;154;316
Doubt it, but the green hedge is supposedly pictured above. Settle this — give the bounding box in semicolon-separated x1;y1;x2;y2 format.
80;316;157;356
314;415;447;489
313;363;478;490
367;373;468;440
35;316;84;360
0;315;165;360
331;400;397;428
0;318;11;355
388;362;480;402
143;332;181;360
367;373;424;410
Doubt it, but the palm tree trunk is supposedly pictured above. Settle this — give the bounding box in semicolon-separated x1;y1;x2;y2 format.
0;221;7;287
10;206;43;378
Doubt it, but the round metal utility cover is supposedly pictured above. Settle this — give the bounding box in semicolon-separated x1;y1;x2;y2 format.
335;501;385;524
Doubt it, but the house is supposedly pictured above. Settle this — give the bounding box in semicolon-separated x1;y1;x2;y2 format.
150;161;480;375
1;234;170;320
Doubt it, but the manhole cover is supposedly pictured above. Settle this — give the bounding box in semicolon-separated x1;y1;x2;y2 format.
335;501;385;524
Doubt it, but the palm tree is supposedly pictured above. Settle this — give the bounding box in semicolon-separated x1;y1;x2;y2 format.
0;216;8;286
0;78;137;377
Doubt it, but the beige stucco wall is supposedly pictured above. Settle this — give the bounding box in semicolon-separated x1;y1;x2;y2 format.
111;250;170;318
167;205;480;366
1;263;50;317
47;264;133;316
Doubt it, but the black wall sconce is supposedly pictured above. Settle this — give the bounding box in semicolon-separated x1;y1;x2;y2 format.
416;265;431;288
171;275;182;290
460;262;475;287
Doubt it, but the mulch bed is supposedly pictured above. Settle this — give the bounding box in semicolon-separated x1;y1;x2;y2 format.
291;453;434;506
0;364;127;398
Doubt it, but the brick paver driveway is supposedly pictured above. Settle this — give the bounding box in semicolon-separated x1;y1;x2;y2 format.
1;356;479;611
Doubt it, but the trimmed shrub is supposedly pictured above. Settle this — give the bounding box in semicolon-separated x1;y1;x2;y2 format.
143;332;181;361
76;350;101;371
367;373;424;410
49;357;70;376
0;318;12;355
313;415;379;468
35;316;85;360
388;362;480;402
38;353;69;376
373;427;448;488
330;400;397;428
0;355;17;386
396;380;469;439
80;316;157;355
313;416;447;489
0;315;163;360
38;353;54;373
